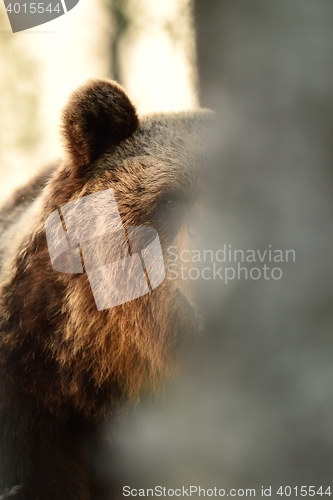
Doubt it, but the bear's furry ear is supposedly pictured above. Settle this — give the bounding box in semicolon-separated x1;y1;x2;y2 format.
62;79;139;173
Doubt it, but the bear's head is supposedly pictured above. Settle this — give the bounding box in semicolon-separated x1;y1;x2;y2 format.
6;80;209;420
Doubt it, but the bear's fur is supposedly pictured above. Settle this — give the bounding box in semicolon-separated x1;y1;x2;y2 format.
0;79;207;500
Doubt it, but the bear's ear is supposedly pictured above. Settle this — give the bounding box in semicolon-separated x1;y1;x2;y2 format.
61;79;139;173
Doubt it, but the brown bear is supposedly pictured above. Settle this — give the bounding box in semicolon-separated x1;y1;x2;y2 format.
0;79;207;500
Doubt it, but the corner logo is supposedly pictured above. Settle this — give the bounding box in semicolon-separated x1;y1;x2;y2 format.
3;1;80;33
45;189;165;311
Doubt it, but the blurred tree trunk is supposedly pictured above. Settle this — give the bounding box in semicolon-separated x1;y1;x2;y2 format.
105;0;198;113
107;0;130;84
194;0;333;487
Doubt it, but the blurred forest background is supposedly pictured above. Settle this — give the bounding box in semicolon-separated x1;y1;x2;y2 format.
0;0;196;196
1;0;333;497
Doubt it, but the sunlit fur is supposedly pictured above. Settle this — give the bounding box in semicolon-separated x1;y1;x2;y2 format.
0;79;208;499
